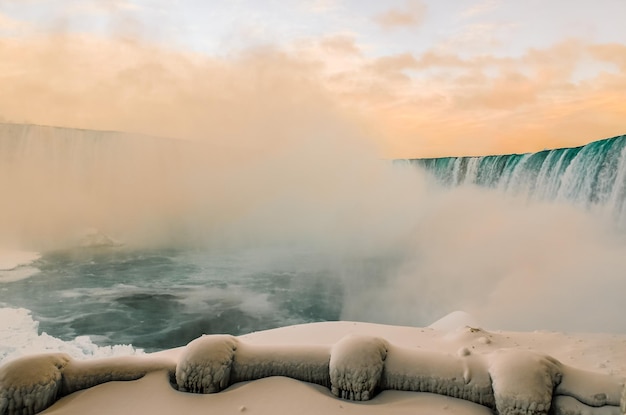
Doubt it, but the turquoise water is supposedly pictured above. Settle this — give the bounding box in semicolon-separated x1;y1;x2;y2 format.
2;246;343;352
404;134;626;227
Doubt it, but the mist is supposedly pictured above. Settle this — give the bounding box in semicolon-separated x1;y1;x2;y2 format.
2;34;626;334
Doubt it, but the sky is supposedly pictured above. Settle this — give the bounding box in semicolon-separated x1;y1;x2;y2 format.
0;0;625;157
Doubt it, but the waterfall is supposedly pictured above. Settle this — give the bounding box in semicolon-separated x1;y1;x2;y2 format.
402;134;626;227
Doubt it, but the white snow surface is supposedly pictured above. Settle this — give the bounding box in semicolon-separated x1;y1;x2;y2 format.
0;308;142;364
1;312;626;415
428;311;482;332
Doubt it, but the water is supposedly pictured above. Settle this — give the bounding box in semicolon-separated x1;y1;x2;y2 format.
2;246;343;352
403;134;626;228
2;123;626;361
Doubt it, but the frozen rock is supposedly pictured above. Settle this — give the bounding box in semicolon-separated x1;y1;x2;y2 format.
555;366;622;407
488;349;562;415
231;343;330;387
0;353;69;415
552;396;621;415
329;335;387;401
176;335;238;393
382;344;495;409
60;355;175;395
0;353;174;415
1;332;623;415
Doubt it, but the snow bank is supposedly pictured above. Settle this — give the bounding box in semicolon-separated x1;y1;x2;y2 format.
0;353;69;415
0;308;142;364
0;353;174;415
176;335;238;393
0;323;624;415
329;335;387;400
382;344;495;408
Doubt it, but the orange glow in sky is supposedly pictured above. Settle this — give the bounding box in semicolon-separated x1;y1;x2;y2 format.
1;1;625;158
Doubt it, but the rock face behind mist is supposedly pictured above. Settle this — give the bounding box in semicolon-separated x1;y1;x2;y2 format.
1;331;622;415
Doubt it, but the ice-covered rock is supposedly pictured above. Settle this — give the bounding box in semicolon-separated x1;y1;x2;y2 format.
555;365;622;408
0;353;70;415
1;332;623;415
60;355;175;396
329;335;387;401
488;349;562;415
231;343;331;387
552;396;621;415
0;353;174;415
176;335;238;393
382;344;495;408
177;334;331;393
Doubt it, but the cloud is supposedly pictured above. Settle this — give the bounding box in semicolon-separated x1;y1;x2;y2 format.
306;0;341;13
373;0;426;30
460;0;501;19
313;37;626;157
587;43;626;71
0;12;31;34
319;34;361;56
66;0;142;15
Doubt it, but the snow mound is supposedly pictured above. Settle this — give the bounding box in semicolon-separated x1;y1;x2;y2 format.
429;311;482;332
329;335;387;401
0;332;624;415
488;349;562;415
0;353;70;415
176;335;238;393
382;344;495;408
231;342;330;387
0;353;175;415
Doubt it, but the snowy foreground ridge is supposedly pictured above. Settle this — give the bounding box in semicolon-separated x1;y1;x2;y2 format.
1;332;624;415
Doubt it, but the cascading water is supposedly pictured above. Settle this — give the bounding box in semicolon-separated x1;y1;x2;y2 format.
402;135;626;228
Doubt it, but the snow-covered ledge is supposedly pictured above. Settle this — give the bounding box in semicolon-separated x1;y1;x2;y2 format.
1;332;623;415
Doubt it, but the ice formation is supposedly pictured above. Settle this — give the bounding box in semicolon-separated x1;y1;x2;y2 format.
329;335;387;400
176;334;331;393
382;344;495;408
168;334;625;415
0;333;623;415
0;353;174;415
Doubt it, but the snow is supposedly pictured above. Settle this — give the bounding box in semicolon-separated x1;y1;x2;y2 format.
488;349;561;414
0;308;142;364
428;311;482;332
0;353;70;415
176;335;238;393
230;342;331;386
1;314;625;415
382;344;495;408
329;335;387;400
